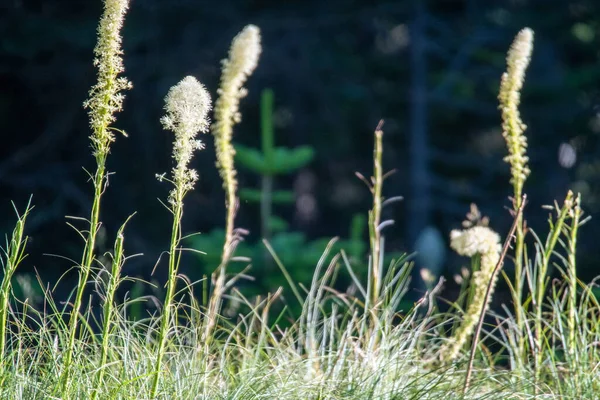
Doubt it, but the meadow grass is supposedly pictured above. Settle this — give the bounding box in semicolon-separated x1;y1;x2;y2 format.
0;3;597;399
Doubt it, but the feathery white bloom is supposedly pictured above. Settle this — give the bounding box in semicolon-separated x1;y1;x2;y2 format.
84;0;132;156
505;28;533;96
161;76;212;205
221;25;261;101
162;76;212;137
450;226;501;257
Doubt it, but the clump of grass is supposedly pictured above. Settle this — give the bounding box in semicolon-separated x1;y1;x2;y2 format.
0;201;32;360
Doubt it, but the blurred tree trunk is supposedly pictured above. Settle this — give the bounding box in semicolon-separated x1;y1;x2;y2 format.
408;0;431;246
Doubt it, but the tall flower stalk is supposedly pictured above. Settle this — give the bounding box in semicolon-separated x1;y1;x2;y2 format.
151;76;211;398
498;28;533;362
205;25;261;341
60;0;131;393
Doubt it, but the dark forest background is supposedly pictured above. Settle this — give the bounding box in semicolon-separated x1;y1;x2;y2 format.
1;0;599;305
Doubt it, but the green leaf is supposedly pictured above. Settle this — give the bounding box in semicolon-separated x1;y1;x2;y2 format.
270;146;315;175
235;144;268;174
239;188;262;203
269;215;289;232
271;190;295;204
239;189;294;204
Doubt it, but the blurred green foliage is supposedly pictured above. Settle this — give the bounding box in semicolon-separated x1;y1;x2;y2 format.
190;89;365;302
237;88;314;236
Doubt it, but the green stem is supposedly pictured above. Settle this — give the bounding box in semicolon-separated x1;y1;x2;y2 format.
261;89;275;165
260;175;273;242
151;198;183;398
260;88;274;263
206;89;253;344
60;156;106;394
512;189;526;368
92;218;128;400
203;178;235;347
567;194;581;366
369;123;383;306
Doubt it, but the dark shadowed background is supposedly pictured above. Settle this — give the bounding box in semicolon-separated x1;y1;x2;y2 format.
1;0;599;305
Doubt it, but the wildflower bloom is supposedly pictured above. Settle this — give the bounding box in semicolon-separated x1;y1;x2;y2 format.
450;226;501;257
440;226;501;363
83;0;132;157
161;76;212;206
499;28;533;194
213;25;262;197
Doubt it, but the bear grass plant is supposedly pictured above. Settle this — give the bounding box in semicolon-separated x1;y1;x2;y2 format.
0;3;598;398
